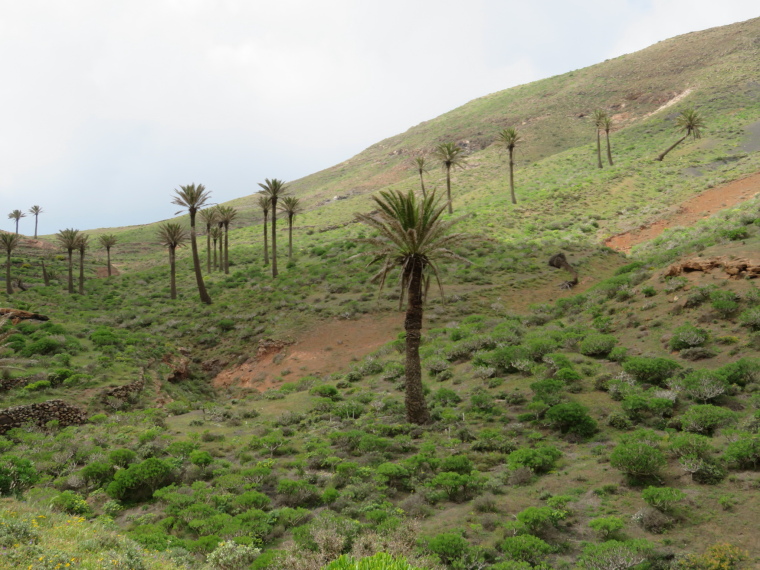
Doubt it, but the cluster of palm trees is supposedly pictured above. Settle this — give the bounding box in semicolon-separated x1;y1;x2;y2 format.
6;206;44;238
255;179;301;278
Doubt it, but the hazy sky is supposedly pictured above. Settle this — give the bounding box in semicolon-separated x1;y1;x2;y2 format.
0;1;757;234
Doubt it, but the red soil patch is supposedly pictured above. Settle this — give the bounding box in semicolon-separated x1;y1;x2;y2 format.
213;313;402;390
605;171;760;253
95;265;121;278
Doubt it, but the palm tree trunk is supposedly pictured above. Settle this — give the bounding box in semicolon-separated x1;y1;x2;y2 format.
106;248;112;277
288;215;293;259
41;260;49;286
224;222;229;274
596;129;603;169
189;211;212;304
212;239;217;271
508;147;517;205
605;129;614;166
263;212;269;266
78;251;85;294
14;220;19;235
6;251;12;295
404;259;431;425
445;167;453;214
655;134;688;161
169;247;177;300
34;216;38;239
67;250;74;294
271;201;278;278
205;224;211;274
218;234;223;272
419;170;426;199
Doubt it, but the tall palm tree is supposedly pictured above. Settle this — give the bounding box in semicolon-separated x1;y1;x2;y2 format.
257;179;289;278
496;127;522;205
172;184;212;304
216;205;238;274
76;233;89;295
279;196;302;259
414;156;428;198
7;210;26;235
210;226;223;271
257;195;271;266
56;228;79;294
656;108;705;162
28;206;43;239
354;189;468;424
592;109;607;169
199;208;218;275
157;223;187;300
98;234;118;278
601;115;614;166
433;143;467;214
0;233;20;295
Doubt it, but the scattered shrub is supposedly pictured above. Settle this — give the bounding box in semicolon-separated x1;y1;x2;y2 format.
669;324;709;351
680;405;738;435
580;334;618;357
610;443;666;481
588;516;625;540
622;357;681;385
545;402;597;438
641;486;686;513
507;446;561;474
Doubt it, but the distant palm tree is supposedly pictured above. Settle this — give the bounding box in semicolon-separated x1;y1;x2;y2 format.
414;156;428;198
257;179;289;278
496;127;522;205
0;233;20;294
656;108;705;162
210;226;223;271
601;115;614;166
172;184;212;304
354;189;469;424
592;109;607;169
76;233;89;294
8;210;26;235
28;206;43;239
98;234;118;278
216;205;238;274
279;196;302;259
56;228;79;294
433;143;467;214
157;222;187;300
257;195;271;266
199;208;218;275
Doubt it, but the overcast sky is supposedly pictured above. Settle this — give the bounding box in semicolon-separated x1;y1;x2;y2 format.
0;1;757;234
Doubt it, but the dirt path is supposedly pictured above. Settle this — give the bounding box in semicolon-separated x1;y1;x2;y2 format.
213;313;402;390
605;171;760;253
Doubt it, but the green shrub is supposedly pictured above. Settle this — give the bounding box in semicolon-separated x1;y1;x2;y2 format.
516;506;565;535
610;443;666;480
680;405;738;435
739;307;760;330
90;327;121;347
678;542;748;570
21;337;64;356
500;535;553;565
580;334;618;357
577;540;654;570
109;448;137;467
0;455;38;497
323;553;422;570
717;358;760;387
507;446;561;473
105;458;175;501
545;402;597;437
23;380;51;391
669;323;709;351
427;532;469;565
721;227;749;241
676;370;728;402
81;461;114;485
669;433;714;459
310;385;341;400
553;368;582;382
588;516;625;540
432;388;461;406
711;290;740;317
530;378;564;406
641;285;657;297
641;486;686;512
206;540;260;569
622;357;681;385
723;433;760;469
51;490;92;516
439;455;473;475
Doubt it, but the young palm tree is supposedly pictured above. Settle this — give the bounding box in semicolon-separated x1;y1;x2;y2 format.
656;108;705;161
0;233;20;294
76;233;89;294
592;109;607;169
56;228;79;294
279;196;302;259
28;206;43;239
157;223;187;300
257;179;289;278
172;184;212;304
257;195;271;266
496;127;522;205
210;226;223;271
198;208;218;275
354;189;469;424
601;115;614;166
414;156;428;198
98;234;118;277
7;210;26;235
433;143;467;214
216;205;238;274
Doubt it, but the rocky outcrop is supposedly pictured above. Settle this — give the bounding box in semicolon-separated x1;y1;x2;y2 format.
0;400;87;433
164;350;191;383
100;372;145;403
665;257;760;279
0;376;31;391
0;308;49;323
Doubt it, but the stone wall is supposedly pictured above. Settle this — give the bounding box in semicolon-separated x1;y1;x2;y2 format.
0;376;30;392
100;373;145;403
0;400;88;434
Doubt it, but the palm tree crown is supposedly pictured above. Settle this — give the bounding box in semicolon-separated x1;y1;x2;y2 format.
171;183;212;304
8;210;26;234
28;206;43;239
655;108;706;161
433;142;467;214
98;234;118;278
496;127;521;205
56;228;80;294
414;156;428;198
157;222;187;300
216;205;238;274
279;196;302;259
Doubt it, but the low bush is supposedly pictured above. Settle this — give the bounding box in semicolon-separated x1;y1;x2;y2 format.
507;446;561;474
610;443;666;481
51;490;92;516
500;535;553;565
545;402;597;438
622;357;681;385
680;405;738;435
669;324;709;351
641;486;686;513
723;433;760;469
580;334;618;357
588;516;625;540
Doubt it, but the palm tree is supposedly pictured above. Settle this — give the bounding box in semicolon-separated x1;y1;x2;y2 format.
354;189;468;424
56;228;79;294
601;115;614;166
496;127;522;205
414;156;428;198
279;196;302;259
98;234;118;277
0;233;20;294
157;223;187;300
28;206;43;239
592;109;607;169
433;143;467;214
7;210;26;235
76;233;89;295
216;205;238;274
656;108;705;162
172;184;212;304
257;195;271;266
199;207;218;275
257;179;289;278
210;226;223;271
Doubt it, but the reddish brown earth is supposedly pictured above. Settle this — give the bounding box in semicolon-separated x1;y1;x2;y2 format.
213;313;402;391
605;171;760;253
95;265;121;278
